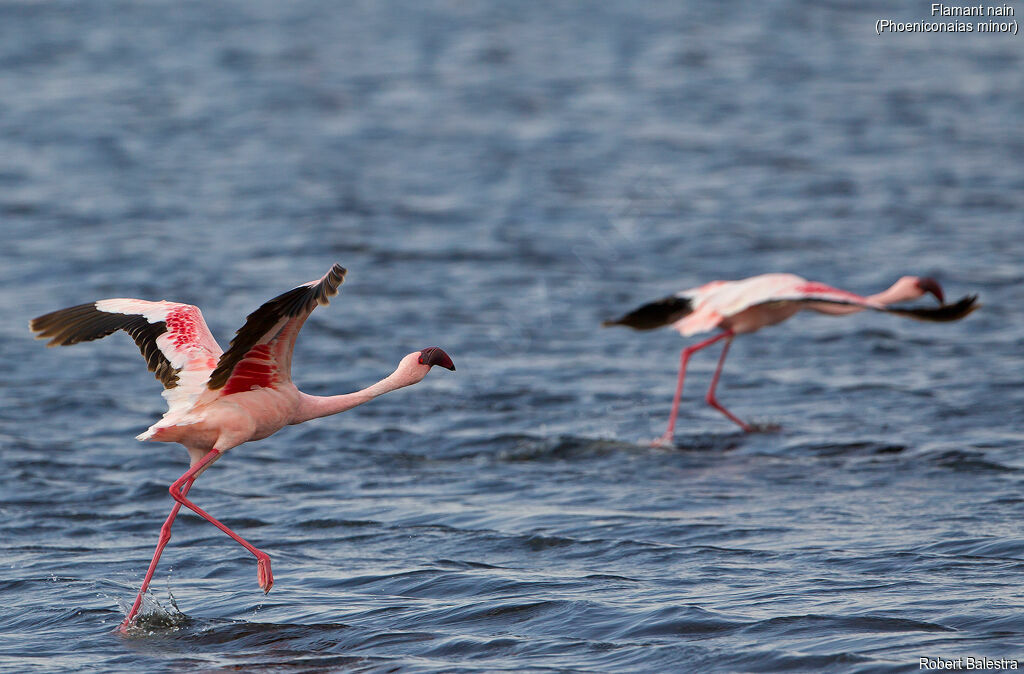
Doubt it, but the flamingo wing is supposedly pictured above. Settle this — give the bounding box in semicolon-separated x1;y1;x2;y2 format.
30;299;223;415
607;273;978;338
718;277;978;323
207;264;347;396
761;290;980;322
601;280;735;332
667;274;809;336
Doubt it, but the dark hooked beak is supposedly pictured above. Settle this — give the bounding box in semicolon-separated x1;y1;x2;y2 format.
916;277;945;304
418;347;456;371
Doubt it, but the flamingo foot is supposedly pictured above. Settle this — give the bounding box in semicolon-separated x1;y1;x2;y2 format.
706;397;752;433
117;594;145;633
257;554;273;594
651;432;675;448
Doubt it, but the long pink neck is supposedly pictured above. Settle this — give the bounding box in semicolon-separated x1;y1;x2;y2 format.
291;369;417;425
867;279;920;306
809;278;921;317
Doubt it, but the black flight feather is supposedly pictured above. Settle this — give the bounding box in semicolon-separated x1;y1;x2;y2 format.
602;295;693;331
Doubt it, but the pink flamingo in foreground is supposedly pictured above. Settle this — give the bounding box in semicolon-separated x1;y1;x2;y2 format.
604;273;978;446
29;263;455;631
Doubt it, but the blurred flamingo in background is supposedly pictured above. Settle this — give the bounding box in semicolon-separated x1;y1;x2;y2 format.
30;263;455;631
604;273;977;445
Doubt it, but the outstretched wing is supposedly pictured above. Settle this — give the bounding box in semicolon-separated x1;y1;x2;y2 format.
30;299;223;414
601;295;693;331
206;264;347;396
606;273;978;338
733;278;978;323
670;274;865;335
602;281;731;331
606;275;813;336
763;290;980;322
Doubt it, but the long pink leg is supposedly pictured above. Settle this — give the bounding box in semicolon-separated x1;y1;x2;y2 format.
166;450;274;595
652;330;734;447
119;449;272;631
119;476;196;631
704;333;751;432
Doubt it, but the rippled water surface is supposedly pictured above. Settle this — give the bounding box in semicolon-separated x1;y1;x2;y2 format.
3;1;1024;672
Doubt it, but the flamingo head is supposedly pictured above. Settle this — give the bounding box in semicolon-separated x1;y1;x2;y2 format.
417;347;456;371
389;347;455;390
914;277;945;304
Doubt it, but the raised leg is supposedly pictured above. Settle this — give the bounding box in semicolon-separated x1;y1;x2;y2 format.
167;450;274;596
704;334;751;432
119;449;272;632
652;330;734;447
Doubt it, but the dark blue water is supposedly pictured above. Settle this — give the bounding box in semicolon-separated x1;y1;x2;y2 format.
3;1;1024;671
